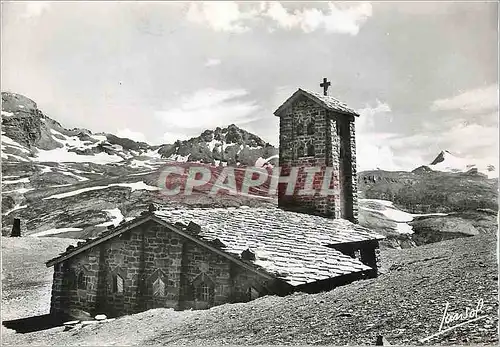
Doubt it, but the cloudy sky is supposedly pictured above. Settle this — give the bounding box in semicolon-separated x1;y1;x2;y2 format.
2;1;498;171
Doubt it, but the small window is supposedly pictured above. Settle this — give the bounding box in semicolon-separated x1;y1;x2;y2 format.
307;121;315;135
65;270;76;289
77;272;87;290
307;143;315;156
196;283;214;303
296;123;304;136
248;287;259;300
153;277;165;297
114;274;124;294
296;143;305;158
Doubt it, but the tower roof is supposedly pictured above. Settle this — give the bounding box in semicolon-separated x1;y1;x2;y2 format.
274;88;360;117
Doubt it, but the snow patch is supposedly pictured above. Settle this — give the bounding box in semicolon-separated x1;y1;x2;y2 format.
129;159;156;169
1;152;30;162
37;165;54;173
90;134;107;142
143;149;162;159
169;154;190;162
34;147;123;164
2;187;34;194
360;199;448;235
207;139;220;152
2;177;30;184
1;134;30;153
96;208;124;227
4;204;28;216
43;181;159;200
59;171;89;182
31;227;83;237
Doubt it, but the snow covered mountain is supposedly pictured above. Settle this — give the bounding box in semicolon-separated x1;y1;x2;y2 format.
1;92;278;237
1;92;278;168
427;150;497;178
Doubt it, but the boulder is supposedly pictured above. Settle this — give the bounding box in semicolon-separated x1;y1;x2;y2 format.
95;314;107;321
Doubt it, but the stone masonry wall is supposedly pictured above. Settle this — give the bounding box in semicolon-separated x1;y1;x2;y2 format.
349;119;358;223
333;113;357;222
50;221;273;318
278;95;358;221
278;96;337;217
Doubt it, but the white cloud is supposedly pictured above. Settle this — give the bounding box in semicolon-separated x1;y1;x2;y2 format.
162;131;191;144
262;2;373;35
205;58;222;67
440;123;498;157
431;84;499;113
116;128;147;143
355;100;399;171
156;88;261;142
185;1;373;35
186;2;251;33
424;87;499;165
357;99;391;131
20;1;51;19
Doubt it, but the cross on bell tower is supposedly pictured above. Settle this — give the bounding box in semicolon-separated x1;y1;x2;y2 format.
320;77;331;96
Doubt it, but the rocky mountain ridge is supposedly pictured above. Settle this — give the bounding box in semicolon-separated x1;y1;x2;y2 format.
1;92;278;167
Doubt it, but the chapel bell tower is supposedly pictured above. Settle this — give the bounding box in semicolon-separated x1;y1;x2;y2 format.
273;78;359;223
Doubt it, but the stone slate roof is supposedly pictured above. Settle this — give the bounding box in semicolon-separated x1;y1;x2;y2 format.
273;88;360;117
154;207;384;286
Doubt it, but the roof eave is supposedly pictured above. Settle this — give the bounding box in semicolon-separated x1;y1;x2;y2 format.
273;88;360;117
45;214;155;267
287;266;373;287
45;214;276;282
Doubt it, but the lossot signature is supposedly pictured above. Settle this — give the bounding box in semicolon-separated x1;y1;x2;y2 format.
420;299;488;343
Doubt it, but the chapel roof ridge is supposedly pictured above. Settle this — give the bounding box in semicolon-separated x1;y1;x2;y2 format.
274;88;360;117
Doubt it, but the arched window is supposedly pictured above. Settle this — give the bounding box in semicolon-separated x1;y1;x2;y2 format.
192;273;215;304
296;123;304;136
64;269;77;289
296;143;305;158
148;269;167;297
248;287;259;301
77;272;87;290
153;277;165;297
307;143;315;156
113;274;124;294
307;121;315;135
196;283;214;303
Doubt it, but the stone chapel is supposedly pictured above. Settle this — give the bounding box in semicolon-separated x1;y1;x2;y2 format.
46;80;383;320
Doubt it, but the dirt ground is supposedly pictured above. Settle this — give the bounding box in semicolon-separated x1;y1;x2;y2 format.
1;233;498;346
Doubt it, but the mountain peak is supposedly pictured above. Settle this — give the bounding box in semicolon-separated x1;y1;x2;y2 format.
2;91;39;115
430;150;456;165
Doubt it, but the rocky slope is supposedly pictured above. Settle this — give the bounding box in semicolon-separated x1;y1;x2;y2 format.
2;233;497;345
1;92;278;237
1;92;278;167
358;167;498;248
